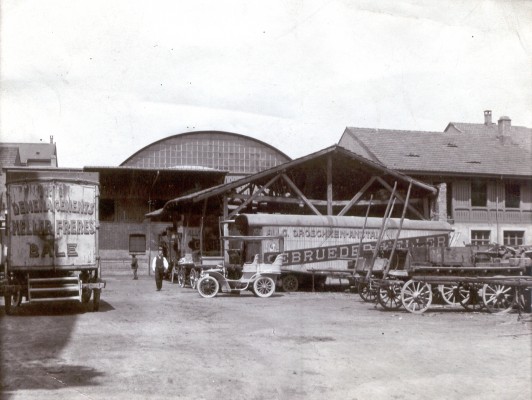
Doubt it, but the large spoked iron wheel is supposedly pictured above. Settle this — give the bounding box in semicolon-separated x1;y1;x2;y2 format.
358;279;377;302
377;282;403;310
197;276;219;298
439;284;468;306
482;283;515;314
401;280;432;314
281;274;299;292
253;277;276;298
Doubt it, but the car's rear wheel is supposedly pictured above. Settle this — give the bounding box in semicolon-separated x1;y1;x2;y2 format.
253;277;275;298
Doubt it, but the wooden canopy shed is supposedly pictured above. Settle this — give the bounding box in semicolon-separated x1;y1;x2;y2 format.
147;145;438;223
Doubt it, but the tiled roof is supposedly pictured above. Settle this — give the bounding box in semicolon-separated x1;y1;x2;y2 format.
0;144;19;168
84;165;225;173
17;143;56;164
0;143;57;168
445;122;531;152
339;127;532;178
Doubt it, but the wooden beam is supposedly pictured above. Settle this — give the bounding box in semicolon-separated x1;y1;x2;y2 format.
327;155;333;216
227;174;281;219
423;197;430;220
236;183;253;195
376;176;425;220
366;182;397;280
338;176;376;216
355;194;373;269
222;195;228;220
281;173;322;215
200;199;208;256
387;181;412;268
226;192;423;207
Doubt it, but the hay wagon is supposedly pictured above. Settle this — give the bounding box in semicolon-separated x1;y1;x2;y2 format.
358;245;532;314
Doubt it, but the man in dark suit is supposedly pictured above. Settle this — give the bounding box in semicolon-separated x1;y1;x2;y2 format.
151;246;168;291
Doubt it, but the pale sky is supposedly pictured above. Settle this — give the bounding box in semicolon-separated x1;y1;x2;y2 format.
1;0;531;167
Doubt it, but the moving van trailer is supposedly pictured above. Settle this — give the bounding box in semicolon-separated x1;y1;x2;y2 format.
228;213;453;291
1;168;105;314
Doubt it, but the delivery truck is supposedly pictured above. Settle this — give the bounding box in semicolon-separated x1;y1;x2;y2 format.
1;168;105;314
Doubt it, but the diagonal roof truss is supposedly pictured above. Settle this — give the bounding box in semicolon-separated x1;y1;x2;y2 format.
146;145;439;220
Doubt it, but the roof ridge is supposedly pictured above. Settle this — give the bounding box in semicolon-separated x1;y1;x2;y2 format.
453;121;531;130
343;129;382;163
346;126;443;135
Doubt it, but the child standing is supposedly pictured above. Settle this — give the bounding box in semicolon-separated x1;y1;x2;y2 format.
131;254;138;280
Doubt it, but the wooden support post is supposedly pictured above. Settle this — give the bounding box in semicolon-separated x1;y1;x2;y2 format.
327;155;333;216
199;199;207;257
386;181;412;274
366;182;397;281
222;195;228;221
355;195;373;273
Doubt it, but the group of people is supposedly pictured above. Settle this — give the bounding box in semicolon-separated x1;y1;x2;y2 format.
130;246;169;291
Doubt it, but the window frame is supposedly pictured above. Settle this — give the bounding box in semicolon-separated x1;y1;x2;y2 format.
471;230;491;246
471;181;487;208
504;183;521;209
503;230;524;246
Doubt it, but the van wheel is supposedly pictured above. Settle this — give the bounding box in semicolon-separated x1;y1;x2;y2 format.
12;289;23;307
9;277;23;308
93;290;101;312
4;294;12;315
282;274;299;292
82;288;92;303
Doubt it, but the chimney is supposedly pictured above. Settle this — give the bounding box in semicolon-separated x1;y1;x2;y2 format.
497;116;512;143
483;110;492;125
50;135;54;144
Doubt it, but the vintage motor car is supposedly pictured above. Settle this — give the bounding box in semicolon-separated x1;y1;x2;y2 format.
196;253;283;298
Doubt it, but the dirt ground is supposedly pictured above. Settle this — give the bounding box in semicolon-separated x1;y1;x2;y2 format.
1;271;531;400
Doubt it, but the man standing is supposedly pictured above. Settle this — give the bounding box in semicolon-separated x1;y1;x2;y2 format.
151;246;168;291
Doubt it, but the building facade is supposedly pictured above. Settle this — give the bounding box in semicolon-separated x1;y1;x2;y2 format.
88;131;292;267
121;131;291;182
338;111;532;247
0;139;58;224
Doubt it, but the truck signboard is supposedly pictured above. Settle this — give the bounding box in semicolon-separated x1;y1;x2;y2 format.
234;213;453;271
7;170;99;270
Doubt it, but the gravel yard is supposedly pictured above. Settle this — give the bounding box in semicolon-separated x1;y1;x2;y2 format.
1;272;531;400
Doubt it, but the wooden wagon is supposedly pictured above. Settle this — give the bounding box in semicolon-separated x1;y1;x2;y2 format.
358;246;532;314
